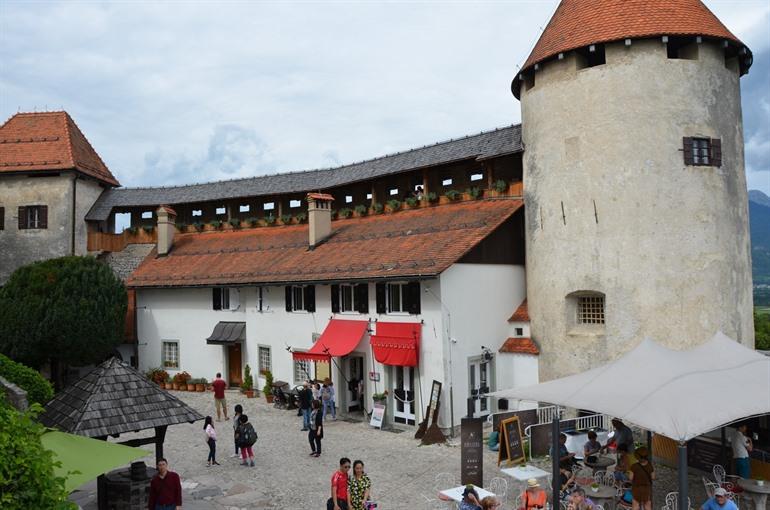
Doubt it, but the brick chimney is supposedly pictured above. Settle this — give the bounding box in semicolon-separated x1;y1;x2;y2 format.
156;205;177;256
307;193;334;248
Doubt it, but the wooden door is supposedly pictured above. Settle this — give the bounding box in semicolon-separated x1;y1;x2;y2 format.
228;344;242;386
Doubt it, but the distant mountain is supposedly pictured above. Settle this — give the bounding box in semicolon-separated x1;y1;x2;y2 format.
750;190;770;306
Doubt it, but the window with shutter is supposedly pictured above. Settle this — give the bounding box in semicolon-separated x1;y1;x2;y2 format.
18;206;27;230
683;137;694;165
340;284;354;312
39;205;48;229
710;138;722;167
684;137;717;167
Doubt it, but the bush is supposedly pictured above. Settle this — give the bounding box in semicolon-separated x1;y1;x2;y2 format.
426;191;438;203
755;310;770;350
467;187;482;199
262;369;273;396
338;208;352;219
387;199;401;212
354;204;368;216
280;214;293;225
264;215;276;226
241;364;253;392
209;220;222;229
228;218;241;228
295;212;307;223
193;221;205;231
0;354;53;406
445;189;461;201
245;217;260;227
372;202;384;214
142;225;154;233
494;179;508;193
0;404;76;509
405;197;419;207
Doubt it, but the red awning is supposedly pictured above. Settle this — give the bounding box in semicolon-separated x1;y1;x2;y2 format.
292;319;369;363
370;322;421;367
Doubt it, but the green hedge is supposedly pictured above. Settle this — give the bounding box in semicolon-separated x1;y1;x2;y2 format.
0;404;75;509
0;354;53;406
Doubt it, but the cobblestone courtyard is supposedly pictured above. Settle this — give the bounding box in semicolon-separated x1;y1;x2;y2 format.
70;389;710;510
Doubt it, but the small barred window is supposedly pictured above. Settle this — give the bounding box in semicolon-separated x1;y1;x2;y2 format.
577;296;605;324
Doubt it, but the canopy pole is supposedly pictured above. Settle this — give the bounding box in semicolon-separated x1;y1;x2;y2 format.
552;411;560;508
678;441;688;510
720;427;727;468
647;431;653;500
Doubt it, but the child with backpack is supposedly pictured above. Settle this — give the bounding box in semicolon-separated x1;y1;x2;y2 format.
235;414;257;466
232;404;243;458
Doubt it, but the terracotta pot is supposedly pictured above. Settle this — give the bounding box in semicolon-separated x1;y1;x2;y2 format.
246;390;255;398
179;384;188;391
196;383;205;392
172;383;180;390
265;394;274;403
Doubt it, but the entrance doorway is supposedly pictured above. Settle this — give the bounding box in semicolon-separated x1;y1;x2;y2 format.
393;366;416;425
228;344;243;386
469;358;490;418
346;356;364;412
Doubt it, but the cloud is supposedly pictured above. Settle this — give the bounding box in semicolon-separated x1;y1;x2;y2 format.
741;42;770;193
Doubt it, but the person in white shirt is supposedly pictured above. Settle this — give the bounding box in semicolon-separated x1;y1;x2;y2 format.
731;423;752;479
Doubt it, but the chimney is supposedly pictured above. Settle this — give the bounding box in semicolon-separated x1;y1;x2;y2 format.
156;205;177;256
307;193;334;248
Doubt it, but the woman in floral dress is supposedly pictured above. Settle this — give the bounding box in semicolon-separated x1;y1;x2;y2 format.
348;460;371;510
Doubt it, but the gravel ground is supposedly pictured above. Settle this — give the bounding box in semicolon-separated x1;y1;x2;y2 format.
69;389;720;510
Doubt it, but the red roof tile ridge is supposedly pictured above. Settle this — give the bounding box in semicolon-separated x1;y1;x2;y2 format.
63;112;119;186
499;337;540;355
61;112;77;169
508;298;529;322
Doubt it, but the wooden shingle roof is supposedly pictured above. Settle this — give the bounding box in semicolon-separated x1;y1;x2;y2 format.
41;358;203;437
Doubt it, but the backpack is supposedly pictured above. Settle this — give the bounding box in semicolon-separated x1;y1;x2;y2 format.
239;423;257;447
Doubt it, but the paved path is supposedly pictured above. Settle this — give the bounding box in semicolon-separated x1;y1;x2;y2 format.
69;389;711;509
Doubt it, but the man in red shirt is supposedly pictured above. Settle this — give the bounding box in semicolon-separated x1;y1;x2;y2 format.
327;457;351;510
211;372;229;421
148;458;182;510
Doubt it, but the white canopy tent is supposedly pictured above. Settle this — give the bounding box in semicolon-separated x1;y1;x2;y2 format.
489;332;770;508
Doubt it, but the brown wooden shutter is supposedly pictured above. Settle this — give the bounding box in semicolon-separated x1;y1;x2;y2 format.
212;288;222;310
18;206;27;230
285;286;293;312
355;284;369;314
304;285;315;312
330;284;340;314
683;137;694;165
711;138;722;167
39;206;48;229
375;283;387;314
406;281;421;315
0;207;4;230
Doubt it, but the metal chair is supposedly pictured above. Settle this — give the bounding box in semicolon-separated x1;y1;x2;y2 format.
434;472;457;492
712;464;738;491
664;491;692;510
593;470;607;484
702;476;719;498
487;476;509;504
594;506;604;510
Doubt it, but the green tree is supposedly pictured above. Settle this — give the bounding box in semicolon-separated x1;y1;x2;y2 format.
0;256;127;388
755;309;770;350
0;403;76;509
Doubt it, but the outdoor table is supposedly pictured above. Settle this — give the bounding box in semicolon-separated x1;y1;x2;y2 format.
581;484;616;510
501;464;550;481
738;479;770;510
439;484;496;503
584;455;615;474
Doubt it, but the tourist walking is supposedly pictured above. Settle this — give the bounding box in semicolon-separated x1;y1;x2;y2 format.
231;404;243;458
211;372;229;421
732;423;752;478
148;458;182;510
235;414;257;466
628;446;655;510
308;399;324;457
327;457;351;510
313;382;321;401
322;381;336;420
299;380;313;431
348;460;372;510
203;416;219;466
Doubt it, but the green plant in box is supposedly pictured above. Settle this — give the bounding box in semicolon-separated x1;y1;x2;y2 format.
142;225;154;233
295;212;307;223
228;218;241;228
387;199;401;212
426;191;438;203
354;204;368;216
209;219;222;229
338;208;352;219
467;187;482;199
246;217;260;227
264;215;276;226
280;214;292;225
125;226;138;235
494;179;508;193
445;189;461;201
372;202;384;214
193;221;205;231
405;196;419;207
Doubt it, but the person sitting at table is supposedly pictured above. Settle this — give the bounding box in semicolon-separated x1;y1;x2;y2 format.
700;488;738;510
559;462;577;498
583;431;602;461
567;488;595;510
519;478;548;510
480;496;502;510
551;433;579;468
459;485;482;510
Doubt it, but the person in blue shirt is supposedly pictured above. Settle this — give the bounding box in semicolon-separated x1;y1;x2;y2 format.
701;488;738;510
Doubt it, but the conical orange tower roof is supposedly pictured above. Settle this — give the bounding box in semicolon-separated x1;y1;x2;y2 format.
513;0;752;97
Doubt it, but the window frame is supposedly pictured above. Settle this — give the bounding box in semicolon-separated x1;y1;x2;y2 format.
684;137;721;167
162;340;180;370
258;345;272;375
212;287;231;310
19;205;48;230
285;285;315;312
387;282;406;313
293;357;311;384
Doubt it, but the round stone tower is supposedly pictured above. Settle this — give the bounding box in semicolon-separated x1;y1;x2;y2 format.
515;0;755;381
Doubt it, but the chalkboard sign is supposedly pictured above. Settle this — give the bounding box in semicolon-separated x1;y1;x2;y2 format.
686;437;723;472
428;380;442;425
461;417;484;486
498;416;526;466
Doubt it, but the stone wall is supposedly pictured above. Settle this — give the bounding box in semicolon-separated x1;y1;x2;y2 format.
520;39;754;381
0;375;28;411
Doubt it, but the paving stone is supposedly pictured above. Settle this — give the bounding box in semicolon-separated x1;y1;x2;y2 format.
226;483;253;496
192;486;224;499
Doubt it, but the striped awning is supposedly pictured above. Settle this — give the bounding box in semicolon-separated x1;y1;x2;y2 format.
206;322;246;345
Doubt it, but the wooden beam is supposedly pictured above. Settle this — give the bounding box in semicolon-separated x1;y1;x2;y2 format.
155;425;168;462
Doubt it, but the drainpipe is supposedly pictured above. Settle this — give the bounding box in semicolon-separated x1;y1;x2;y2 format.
71;173;78;255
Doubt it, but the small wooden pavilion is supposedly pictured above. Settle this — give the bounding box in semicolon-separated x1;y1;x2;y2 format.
41;357;203;460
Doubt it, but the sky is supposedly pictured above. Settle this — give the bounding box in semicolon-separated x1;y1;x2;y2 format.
1;1;769;195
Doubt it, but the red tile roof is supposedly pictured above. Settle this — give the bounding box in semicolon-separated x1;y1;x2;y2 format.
508;299;529;322
0;112;119;186
521;0;745;74
499;337;539;355
307;193;334;201
127;198;523;287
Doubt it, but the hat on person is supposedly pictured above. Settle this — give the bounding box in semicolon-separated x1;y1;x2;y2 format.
527;479;540;488
714;488;728;497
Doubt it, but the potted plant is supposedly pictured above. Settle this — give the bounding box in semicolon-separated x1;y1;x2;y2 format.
445;189;461;201
386;199;401;212
264;214;276;226
146;367;168;386
405;196;419;208
164;376;172;390
196;377;207;392
425;191;439;204
295;212;307;223
262;369;274;403
354;204;368;216
209;219;222;229
175;222;188;231
372;202;384;214
228;218;241;228
241;364;255;398
338;208;352;219
590;482;600;493
142;225;155;234
280;214;293;225
246;217;260;227
372;390;388;404
173;371;191;391
494;179;508;194
467;187;482;200
193;221;205;231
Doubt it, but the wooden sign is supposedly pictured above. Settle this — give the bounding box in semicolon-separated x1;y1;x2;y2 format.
415;380;442;440
461;417;484;487
370;402;385;429
498;416;526;466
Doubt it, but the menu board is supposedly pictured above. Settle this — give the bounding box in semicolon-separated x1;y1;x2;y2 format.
427;380;442;424
370;403;385;429
498;416;526;466
461;417;484;486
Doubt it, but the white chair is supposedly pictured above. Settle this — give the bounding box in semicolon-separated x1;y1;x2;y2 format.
487;476;509;504
712;464;739;491
702;476;719;498
593;470;607;484
434;472;457;492
664;491;692;510
594;506;604;510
